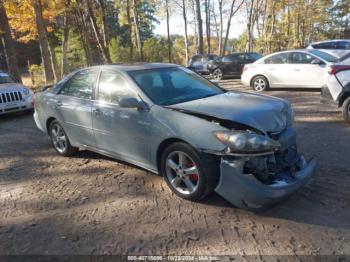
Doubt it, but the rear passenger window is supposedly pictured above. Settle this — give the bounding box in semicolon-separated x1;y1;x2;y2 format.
59;70;98;99
98;71;134;104
312;42;336;49
337;41;350;49
264;53;289;64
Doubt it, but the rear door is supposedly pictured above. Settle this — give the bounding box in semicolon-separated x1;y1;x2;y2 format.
262;53;293;87
221;55;237;75
51;69;99;147
289;52;327;88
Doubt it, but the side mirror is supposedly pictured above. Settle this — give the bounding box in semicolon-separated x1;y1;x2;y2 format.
119;96;142;109
311;59;323;65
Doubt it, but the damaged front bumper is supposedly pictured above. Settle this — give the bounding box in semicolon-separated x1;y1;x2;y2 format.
212;127;317;211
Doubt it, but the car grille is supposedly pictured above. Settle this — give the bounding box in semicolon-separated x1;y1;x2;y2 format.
0;91;23;104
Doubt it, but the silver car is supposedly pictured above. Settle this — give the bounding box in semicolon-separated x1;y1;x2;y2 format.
307;39;350;58
34;63;316;211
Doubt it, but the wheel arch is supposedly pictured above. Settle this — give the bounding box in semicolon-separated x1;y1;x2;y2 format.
46;117;57;134
156;137;194;173
250;74;270;88
339;91;350;107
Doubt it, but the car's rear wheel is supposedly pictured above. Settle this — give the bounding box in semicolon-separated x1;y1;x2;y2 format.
342;97;350;123
49;120;78;156
213;69;223;80
251;75;269;92
161;142;219;201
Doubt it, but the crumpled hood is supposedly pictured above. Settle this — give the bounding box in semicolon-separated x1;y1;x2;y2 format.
0;83;27;93
169;91;291;132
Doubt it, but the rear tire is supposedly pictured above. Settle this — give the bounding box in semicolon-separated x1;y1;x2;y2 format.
342;97;350;123
49;120;78;156
160;142;219;201
251;75;269;92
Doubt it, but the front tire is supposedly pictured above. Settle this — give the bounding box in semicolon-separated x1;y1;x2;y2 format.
342;97;350;123
160;142;219;201
213;68;224;80
251;75;269;92
49;120;78;156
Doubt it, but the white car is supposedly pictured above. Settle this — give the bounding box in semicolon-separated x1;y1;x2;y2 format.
321;62;350;122
307;40;350;58
0;72;34;115
241;49;340;91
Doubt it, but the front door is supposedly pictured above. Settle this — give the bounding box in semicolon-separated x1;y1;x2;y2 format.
290;52;327;88
92;70;151;165
50;69;99;147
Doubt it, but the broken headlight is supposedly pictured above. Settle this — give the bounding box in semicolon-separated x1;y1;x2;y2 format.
213;131;280;155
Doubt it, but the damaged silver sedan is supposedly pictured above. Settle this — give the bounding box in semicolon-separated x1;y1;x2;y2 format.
34;63;316;211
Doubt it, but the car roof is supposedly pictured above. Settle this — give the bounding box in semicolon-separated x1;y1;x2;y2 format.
309;39;350;45
85;63;179;72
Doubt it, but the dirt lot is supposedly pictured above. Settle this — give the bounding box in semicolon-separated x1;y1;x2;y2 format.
1;80;350;257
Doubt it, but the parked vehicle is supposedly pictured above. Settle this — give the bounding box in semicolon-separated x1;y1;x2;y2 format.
208;52;262;80
0;72;34;115
187;54;219;74
321;61;350;122
307;39;350;58
34;63;316;211
242;49;340;91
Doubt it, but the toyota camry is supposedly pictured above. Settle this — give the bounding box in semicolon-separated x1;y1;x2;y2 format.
34;63;316;211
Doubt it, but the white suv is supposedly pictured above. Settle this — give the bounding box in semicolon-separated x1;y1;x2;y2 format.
307;40;350;58
0;72;34;115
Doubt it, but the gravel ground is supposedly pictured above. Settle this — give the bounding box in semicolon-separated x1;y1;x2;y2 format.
0;80;350;257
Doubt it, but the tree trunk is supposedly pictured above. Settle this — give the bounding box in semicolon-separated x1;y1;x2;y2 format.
0;0;21;82
182;0;189;65
98;0;108;48
132;0;143;60
61;1;70;78
195;0;203;54
126;0;133;60
223;0;243;55
165;0;171;62
74;5;92;65
86;0;111;63
218;0;223;55
33;0;55;83
205;0;210;54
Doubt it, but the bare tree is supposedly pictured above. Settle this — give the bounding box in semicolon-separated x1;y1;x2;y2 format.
217;0;223;55
222;0;244;55
205;0;211;54
85;0;111;63
165;0;171;62
181;0;189;65
0;0;21;81
132;0;143;60
126;0;133;60
61;0;71;78
33;0;55;83
195;0;203;54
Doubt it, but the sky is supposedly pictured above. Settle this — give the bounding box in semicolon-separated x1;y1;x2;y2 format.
153;10;247;40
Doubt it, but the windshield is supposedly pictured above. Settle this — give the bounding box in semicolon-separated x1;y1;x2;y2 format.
128;67;225;106
308;49;339;62
0;73;16;84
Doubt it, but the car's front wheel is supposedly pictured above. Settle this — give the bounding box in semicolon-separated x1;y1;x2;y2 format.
342;96;350;123
49;120;78;156
251;75;269;92
161;142;219;201
213;68;223;80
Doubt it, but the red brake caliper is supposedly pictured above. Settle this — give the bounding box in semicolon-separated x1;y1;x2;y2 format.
187;161;199;183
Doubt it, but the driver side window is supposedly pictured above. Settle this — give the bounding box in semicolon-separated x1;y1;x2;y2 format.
98;71;135;104
291;52;319;64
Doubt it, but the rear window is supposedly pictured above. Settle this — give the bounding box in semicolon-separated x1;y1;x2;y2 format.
264;53;289;64
312;42;337;49
337;41;350;49
308;49;339;62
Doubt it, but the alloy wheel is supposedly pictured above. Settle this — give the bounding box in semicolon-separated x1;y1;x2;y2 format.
165;151;200;195
254;78;266;91
213;69;222;80
51;123;67;153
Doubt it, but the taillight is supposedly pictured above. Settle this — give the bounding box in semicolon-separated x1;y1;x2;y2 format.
328;65;350;75
243;65;249;72
32;96;36;107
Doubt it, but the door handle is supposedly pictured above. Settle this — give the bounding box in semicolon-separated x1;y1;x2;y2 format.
294;68;300;71
93;108;102;116
55;101;62;107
